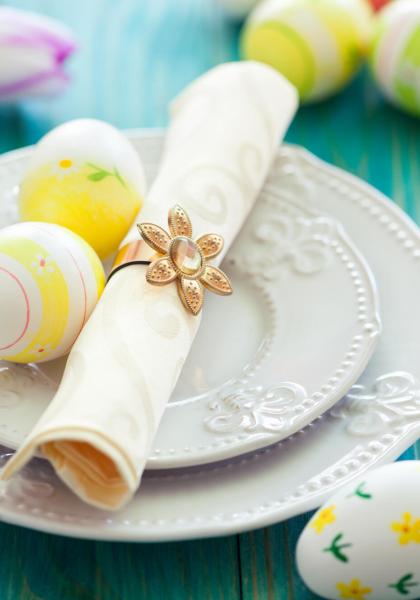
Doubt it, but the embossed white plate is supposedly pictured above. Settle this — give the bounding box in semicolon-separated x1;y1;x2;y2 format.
0;132;380;468
0;135;418;541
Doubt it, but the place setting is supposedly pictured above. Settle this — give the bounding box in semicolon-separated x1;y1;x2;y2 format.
0;53;419;558
4;0;420;596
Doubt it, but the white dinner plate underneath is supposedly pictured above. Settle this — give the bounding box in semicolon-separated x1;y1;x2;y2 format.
0;133;380;468
0;135;418;542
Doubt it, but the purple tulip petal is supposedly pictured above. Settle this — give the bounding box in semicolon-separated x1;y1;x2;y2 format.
0;68;69;98
0;7;76;102
2;33;76;63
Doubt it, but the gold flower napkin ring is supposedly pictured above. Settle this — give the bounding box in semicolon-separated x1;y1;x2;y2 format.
107;205;233;315
137;204;233;315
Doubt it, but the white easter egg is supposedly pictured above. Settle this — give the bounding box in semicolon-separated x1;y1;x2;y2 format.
241;0;373;103
0;222;105;364
19;119;147;259
296;461;420;600
370;0;420;117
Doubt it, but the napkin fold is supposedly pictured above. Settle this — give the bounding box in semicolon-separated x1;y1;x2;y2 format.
1;61;298;510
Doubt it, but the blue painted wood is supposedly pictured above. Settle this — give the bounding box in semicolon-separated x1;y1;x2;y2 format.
0;525;242;599
0;0;419;598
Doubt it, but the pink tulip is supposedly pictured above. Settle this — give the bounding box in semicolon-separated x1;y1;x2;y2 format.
0;7;76;102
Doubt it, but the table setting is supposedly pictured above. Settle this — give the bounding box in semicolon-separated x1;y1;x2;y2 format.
1;0;420;598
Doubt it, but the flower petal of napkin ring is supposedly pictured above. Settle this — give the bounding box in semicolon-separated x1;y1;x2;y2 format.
140;205;232;315
109;205;233;315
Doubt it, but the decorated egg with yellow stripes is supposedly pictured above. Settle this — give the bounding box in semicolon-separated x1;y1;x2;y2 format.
0;222;105;364
241;0;373;103
370;0;420;117
19;119;146;259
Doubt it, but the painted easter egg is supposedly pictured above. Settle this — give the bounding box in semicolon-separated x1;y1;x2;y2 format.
19;119;146;259
0;222;105;364
241;0;373;103
370;0;420;117
296;461;420;600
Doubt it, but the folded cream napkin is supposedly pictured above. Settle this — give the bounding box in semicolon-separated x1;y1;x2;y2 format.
1;61;298;510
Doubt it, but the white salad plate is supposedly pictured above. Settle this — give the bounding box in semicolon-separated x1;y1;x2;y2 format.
0;132;418;542
0;132;380;468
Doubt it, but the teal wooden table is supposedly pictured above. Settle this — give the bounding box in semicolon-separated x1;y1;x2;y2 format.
0;1;419;598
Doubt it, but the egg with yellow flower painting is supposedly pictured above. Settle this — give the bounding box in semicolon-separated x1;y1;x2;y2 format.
19;119;146;259
296;461;420;599
0;222;105;364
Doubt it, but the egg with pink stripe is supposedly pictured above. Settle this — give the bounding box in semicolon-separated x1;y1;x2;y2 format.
0;222;105;364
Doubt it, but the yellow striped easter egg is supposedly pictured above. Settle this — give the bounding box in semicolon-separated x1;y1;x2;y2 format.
0;222;105;364
241;0;373;103
370;0;420;117
19;119;146;260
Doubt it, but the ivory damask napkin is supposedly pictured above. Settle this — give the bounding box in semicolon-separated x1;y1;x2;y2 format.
1;61;298;510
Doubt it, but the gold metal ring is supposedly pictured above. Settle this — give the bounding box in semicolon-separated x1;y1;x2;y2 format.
107;240;154;283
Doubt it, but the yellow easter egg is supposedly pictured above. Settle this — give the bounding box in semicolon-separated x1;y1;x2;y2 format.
241;0;374;103
19;119;147;259
0;222;105;364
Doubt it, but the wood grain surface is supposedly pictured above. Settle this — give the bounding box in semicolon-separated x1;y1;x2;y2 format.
0;0;419;598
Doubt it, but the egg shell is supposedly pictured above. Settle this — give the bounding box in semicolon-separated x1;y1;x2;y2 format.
296;461;420;600
370;0;420;117
241;0;373;103
19;119;147;259
0;222;105;364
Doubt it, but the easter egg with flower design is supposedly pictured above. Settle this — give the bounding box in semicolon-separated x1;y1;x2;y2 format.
0;222;105;364
296;461;420;600
19;119;146;259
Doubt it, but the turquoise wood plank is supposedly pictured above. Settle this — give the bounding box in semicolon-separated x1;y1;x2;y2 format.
0;1;419;600
0;523;241;600
239;516;321;600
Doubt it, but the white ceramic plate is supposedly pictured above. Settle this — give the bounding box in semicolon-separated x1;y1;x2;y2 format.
0;133;380;468
0;134;418;542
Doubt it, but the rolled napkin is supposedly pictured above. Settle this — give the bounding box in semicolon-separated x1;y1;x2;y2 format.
1;61;298;510
0;7;76;103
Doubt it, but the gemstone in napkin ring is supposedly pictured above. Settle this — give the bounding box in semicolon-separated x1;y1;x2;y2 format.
137;205;233;315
